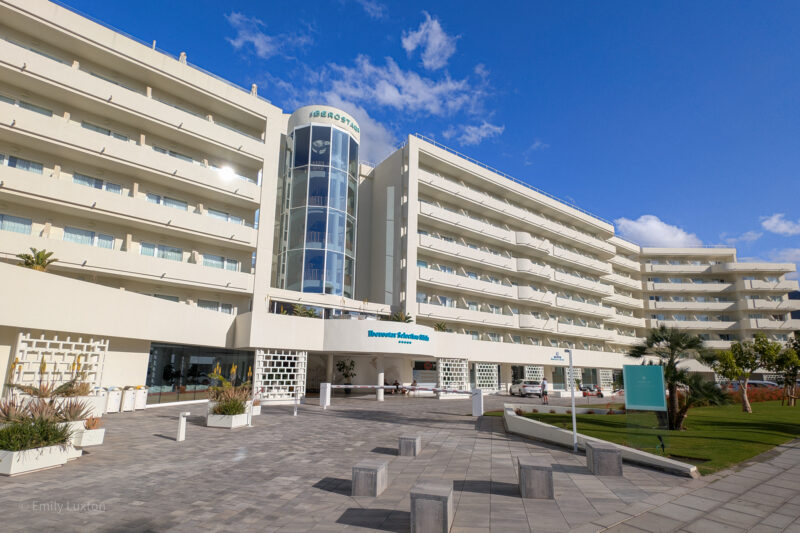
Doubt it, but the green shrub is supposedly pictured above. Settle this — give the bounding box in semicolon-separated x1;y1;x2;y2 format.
211;399;246;416
0;418;71;451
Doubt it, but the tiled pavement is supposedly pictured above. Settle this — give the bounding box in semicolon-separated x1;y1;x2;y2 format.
0;394;797;532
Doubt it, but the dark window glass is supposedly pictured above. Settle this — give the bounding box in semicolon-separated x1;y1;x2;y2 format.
345;216;355;256
291;168;308;208
329;169;347;212
347;177;357;216
308;167;329;207
344;256;355;298
286;250;303;291
288;208;306;250
294;127;310;167
331;129;349;171
303;250;325;293
348;137;358;177
310;126;331;166
325;251;344;295
327;210;346;253
305;208;327;249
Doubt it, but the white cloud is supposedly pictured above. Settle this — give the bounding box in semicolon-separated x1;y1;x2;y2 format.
522;139;550;166
767;248;800;280
442;121;504;146
401;12;458;70
615;215;703;247
325;55;482;116
225;12;311;60
761;213;800;236
350;0;386;19
724;230;763;245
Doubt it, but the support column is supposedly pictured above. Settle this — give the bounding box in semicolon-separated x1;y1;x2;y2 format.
376;356;385;402
326;354;334;383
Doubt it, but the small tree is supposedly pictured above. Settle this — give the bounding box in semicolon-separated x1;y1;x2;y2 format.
433;322;448;332
336;359;357;384
708;334;781;413
16;248;57;271
673;373;729;429
768;336;799;407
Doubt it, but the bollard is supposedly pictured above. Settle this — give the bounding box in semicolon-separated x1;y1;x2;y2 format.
471;389;483;417
293;389;299;417
176;411;190;442
320;382;331;409
247;402;253;427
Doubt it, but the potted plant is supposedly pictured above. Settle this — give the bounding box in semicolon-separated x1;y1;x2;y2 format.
336;359;357;395
0;417;78;476
57;399;92;445
73;416;105;447
206;367;251;429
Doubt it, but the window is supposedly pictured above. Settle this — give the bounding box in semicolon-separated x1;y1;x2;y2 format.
466;271;478;279
73;173;122;194
63;227;114;249
489;304;502;315
417;260;428;269
0;213;32;234
153;294;179;302
1;154;43;174
19;100;53;117
416;292;427;303
468;331;480;340
511;335;522;344
439;265;454;274
203;254;239;271
207;208;243;225
153;145;194;163
198;300;234;314
487;332;501;342
468;301;479;311
140;243;182;261
82;121;129;141
146;193;188;211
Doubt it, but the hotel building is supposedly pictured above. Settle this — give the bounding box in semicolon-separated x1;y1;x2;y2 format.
0;0;797;404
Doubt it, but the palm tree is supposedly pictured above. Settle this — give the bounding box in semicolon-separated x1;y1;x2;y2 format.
672;372;729;430
628;326;710;430
16;247;57;271
389;311;413;323
433;322;448;332
292;304;319;318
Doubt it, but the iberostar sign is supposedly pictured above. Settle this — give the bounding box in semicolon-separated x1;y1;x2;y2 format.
308;109;360;134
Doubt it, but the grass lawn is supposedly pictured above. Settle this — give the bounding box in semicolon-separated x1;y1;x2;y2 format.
486;401;800;475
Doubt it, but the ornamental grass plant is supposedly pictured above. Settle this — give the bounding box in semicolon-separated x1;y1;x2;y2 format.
211;398;246;416
0;418;71;452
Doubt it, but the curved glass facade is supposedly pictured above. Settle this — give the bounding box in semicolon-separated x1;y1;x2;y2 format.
279;122;358;297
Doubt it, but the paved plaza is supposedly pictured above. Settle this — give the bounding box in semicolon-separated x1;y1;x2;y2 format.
1;394;798;532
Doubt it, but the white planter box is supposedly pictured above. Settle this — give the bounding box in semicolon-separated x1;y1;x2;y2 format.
206;413;249;429
134;388;148;410
73;428;105;447
120;389;136;412
251;405;261;416
0;445;78;476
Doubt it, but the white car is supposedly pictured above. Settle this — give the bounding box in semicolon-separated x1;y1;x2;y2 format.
510;380;543;397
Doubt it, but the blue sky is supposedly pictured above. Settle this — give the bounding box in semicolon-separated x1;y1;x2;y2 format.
63;0;800;275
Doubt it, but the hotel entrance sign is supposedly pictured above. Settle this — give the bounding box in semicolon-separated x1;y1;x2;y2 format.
622;365;667;411
367;330;430;345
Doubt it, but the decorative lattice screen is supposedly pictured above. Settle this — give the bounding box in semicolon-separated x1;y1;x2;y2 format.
437;358;468;397
525;365;544;381
567;366;582;387
254;349;307;403
599;369;614;391
475;363;499;392
7;331;107;392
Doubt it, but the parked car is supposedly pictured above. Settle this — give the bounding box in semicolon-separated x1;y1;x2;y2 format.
720;380;780;391
581;385;605;398
510;380;543;397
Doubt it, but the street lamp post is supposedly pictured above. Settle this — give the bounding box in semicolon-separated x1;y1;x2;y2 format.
565;348;578;453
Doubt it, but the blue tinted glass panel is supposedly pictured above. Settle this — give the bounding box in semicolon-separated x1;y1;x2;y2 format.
344;256;354;298
286;250;303;291
331;129;348;171
347;177;357;216
325;251;344;295
73;173;101;189
345;216;355;256
310;126;331;166
0;214;32;234
291;168;308;208
348;137;358;177
305;208;326;249
293;127;310;167
327;210;345;253
288;208;305;250
308;167;328;207
329;169;347;212
302;250;324;293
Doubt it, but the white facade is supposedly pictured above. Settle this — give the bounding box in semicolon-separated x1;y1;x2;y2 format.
0;0;798;402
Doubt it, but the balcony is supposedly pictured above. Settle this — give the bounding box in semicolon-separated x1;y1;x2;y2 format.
418;202;514;245
417;302;517;328
0;230;253;293
0;99;261;206
704;340;733;350
712;262;796;274
0;38;266;159
514;231;552;257
557;323;613;340
739;318;800;331
734;279;800;292
515;258;554;282
604;314;646;328
553;271;613;296
516;285;556;307
417;234;516;273
647;301;736;312
518;314;557;332
609;255;640;272
417;268;516;300
602;292;644;309
644;264;711;274
607;334;642;347
0;166;257;249
739;299;800;312
647;282;733;292
601;273;641;291
554;297;613;318
551;245;612;275
650;319;738;331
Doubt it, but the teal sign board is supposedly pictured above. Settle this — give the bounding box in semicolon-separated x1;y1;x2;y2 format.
622;365;667;411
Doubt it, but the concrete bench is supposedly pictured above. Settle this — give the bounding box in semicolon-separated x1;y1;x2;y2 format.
586;441;623;476
352;459;388;497
517;456;554;499
399;435;422;457
410;481;454;533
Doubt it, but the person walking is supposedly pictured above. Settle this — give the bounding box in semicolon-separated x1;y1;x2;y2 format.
541;378;549;405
